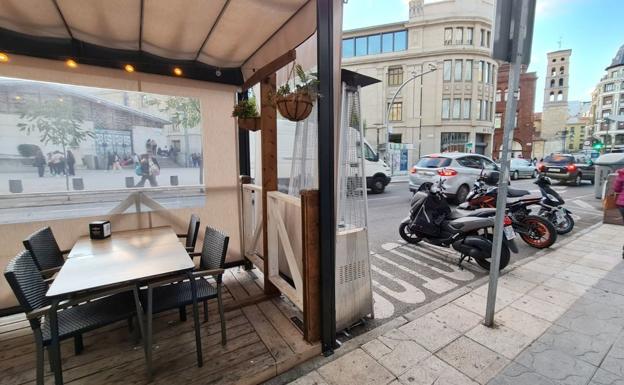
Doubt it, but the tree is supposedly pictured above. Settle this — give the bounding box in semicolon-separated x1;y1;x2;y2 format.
17;97;93;190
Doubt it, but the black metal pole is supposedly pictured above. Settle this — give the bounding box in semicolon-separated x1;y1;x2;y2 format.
317;0;337;355
237;91;251;176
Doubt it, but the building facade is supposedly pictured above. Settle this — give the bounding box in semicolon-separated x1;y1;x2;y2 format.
493;63;537;159
564;101;591;152
341;0;497;172
540;49;572;155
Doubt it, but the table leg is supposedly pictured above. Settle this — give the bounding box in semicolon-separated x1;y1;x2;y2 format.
146;287;153;380
189;274;203;367
132;286;146;351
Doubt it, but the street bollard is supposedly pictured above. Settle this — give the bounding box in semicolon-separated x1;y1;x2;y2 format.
9;179;23;193
170;175;179;186
72;178;84;191
125;177;135;188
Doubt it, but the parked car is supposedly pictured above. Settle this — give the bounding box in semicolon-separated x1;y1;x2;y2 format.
537;153;595;186
409;152;498;203
509;158;537;180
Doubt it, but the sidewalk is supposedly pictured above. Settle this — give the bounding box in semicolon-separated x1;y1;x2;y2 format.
279;223;624;385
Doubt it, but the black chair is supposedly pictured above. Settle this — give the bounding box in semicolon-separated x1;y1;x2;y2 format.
140;226;229;374
4;250;144;385
23;227;69;278
177;214;200;253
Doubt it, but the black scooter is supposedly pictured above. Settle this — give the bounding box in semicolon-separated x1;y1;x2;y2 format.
535;174;575;234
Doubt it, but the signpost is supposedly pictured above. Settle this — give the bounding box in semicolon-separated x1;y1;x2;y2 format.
484;0;536;327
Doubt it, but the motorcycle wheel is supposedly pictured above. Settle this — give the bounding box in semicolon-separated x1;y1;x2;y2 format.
476;235;510;271
399;222;422;244
549;212;574;235
519;215;557;249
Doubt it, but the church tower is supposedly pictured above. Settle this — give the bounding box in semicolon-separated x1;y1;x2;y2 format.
541;49;572;154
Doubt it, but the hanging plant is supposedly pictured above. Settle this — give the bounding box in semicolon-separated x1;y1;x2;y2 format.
275;64;319;122
232;97;260;131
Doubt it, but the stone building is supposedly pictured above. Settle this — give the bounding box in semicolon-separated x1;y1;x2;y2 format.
341;0;497;172
540;49;572;155
492;63;537;159
564;101;591;152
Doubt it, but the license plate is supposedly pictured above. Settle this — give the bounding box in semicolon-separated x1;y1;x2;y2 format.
504;225;516;240
548;168;560;172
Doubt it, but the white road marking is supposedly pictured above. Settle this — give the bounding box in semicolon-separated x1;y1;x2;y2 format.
371;265;426;304
374;252;458;294
372;292;395;319
570;199;596;210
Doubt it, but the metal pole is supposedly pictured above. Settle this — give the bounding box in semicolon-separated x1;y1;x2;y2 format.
418;63;424;159
484;0;529;327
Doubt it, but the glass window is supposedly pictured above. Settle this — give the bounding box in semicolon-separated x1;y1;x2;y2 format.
382;33;394;53
480;29;485;46
368;34;381;55
485;63;490;84
455;28;463;45
605;83;615;92
394;31;407;51
444;28;453;45
454;60;463;81
478;61;484;82
452;99;461;119
443;60;452;81
496;89;502;102
442;99;450;119
495;112;502;128
388;67;403;86
416;156;452;168
463;99;471;119
490;101;494;121
559;78;563;87
486;31;491;48
466;28;473;44
355;37;367;56
389;102;402;121
441;132;470;152
342;38;354;58
465;60;473;81
457;156;483;169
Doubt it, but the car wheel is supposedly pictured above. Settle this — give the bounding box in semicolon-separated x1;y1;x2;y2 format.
512;171;519;180
454;184;470;204
574;174;582;186
371;177;386;194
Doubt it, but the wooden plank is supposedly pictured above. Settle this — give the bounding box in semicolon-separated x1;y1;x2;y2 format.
231;268;264;297
260;73;280;297
242;49;296;91
301;189;321;343
242;304;294;363
270;201;303;293
257;300;312;354
269;275;303;310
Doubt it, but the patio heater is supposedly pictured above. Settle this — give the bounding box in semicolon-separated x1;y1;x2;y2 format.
335;70;379;331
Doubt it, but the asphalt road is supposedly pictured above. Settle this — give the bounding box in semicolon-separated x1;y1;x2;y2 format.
355;177;603;334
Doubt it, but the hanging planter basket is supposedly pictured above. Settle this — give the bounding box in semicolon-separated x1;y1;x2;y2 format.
238;117;261;131
276;92;314;122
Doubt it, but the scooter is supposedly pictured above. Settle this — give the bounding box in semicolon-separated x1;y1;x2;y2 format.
460;171;558;249
534;174;575;234
399;179;518;271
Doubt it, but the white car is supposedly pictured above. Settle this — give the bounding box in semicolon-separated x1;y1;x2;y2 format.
408;153;499;203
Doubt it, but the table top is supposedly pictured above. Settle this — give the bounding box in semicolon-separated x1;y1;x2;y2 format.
47;226;195;298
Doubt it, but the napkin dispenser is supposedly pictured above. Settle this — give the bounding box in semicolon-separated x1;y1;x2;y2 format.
89;220;111;239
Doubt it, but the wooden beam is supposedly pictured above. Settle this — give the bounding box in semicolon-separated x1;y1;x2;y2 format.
260;74;280;296
242;50;296;91
300;189;320;343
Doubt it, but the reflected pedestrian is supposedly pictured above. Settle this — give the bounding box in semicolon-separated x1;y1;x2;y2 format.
34;150;46;177
112;152;122;171
66;150;76;176
614;168;624;258
107;151;114;171
136;154;160;187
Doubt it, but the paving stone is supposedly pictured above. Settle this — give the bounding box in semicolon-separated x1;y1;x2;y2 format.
289;371;330;385
465;323;533;360
526;285;580;308
538;324;614;366
588;368;624;385
555;308;622;338
515;341;597;385
600;335;624;377
495;306;551;339
554;270;601;289
378;328;412;350
428;303;483;333
510;295;567;322
473;285;524;303
452;292;513;316
362;338;392;360
377;340;430;376
541;277;589;296
497;275;538;294
488;362;557;385
317;348;394;385
398;313;461;352
508;268;551;284
436;336;509;384
576;256;621;272
572;297;624;322
518;262;561;277
398;355;479;385
583;287;624;310
550;252;584;263
566;264;608;279
530;258;572;271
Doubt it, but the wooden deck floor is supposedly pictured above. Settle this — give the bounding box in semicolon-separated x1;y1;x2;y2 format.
0;267;320;385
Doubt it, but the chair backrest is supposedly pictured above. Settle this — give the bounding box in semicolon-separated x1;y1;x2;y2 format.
199;226;229;281
22;227;64;271
185;214;200;250
4;250;50;317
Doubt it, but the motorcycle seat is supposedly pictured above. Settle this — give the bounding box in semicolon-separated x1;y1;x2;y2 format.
448;207;496;219
507;188;530;198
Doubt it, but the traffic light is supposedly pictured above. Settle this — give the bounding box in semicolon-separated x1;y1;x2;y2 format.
592;140;604;150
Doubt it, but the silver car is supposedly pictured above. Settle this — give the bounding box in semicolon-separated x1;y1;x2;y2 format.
509;158;537;180
408;153;499;203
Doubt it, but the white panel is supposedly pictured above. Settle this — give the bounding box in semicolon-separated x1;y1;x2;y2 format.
57;0;141;50
142;0;226;60
0;0;68;38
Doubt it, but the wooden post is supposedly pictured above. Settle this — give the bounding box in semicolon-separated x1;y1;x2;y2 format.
260;74;280;296
301;189;321;342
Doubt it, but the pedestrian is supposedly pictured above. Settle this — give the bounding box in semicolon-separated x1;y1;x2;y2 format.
66;150;76;176
107;151;114;171
614;168;624;258
135;153;160;187
52;151;64;175
112;152;122;170
146;139;152;153
532;157;538;165
34;150;46;177
152;141;157;155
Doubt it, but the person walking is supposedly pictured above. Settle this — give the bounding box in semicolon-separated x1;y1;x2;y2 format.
112;152;122;171
66;150;76;176
136;154;160;187
34;150;46;177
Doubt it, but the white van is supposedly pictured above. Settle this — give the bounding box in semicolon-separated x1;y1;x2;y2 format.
362;140;392;193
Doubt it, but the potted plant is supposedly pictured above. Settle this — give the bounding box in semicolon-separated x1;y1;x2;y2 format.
275;64;319;122
232;97;260;131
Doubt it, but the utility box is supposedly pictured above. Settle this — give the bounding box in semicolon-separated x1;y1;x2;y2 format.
594;153;624;198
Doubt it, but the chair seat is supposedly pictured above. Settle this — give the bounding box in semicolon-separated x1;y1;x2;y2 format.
41;291;136;345
140;278;217;315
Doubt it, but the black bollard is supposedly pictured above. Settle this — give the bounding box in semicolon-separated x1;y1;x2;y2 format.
9;180;23;193
125;176;135;188
72;178;84;190
170;175;179;186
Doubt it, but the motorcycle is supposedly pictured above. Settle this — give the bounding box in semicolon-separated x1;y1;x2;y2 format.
399;179;518;271
460;171;558;249
534;174;574;234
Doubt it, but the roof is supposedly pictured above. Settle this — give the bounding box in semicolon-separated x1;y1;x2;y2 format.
606;44;624;70
0;0;316;85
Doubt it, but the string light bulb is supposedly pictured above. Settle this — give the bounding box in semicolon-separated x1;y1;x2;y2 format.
65;59;78;68
0;53;9;63
124;64;135;73
173;67;183;76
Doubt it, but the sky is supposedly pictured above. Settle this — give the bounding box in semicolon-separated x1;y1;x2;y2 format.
343;0;624;112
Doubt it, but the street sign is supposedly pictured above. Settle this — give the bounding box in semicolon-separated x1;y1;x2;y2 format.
492;0;536;65
466;143;473;148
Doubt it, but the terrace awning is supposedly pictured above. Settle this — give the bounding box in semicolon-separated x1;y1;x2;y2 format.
0;0;317;84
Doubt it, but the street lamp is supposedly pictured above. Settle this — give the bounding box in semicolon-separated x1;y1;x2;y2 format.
384;63;437;167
